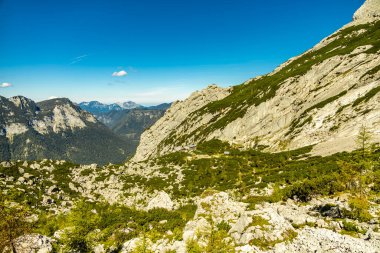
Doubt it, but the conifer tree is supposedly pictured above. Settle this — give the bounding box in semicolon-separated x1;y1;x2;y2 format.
0;193;32;253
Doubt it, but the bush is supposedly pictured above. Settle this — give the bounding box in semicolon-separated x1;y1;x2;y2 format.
197;139;232;155
284;174;344;202
186;239;204;253
342;220;360;232
216;221;231;232
346;197;372;222
37;200;195;251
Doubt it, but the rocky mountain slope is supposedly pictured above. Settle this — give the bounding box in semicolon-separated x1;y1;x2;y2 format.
0;96;131;164
133;1;380;162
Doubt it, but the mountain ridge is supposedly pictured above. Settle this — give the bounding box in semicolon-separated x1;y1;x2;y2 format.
0;96;132;164
133;1;380;161
79;100;171;115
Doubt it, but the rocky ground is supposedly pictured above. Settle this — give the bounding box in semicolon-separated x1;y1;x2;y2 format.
7;190;380;253
1;149;380;252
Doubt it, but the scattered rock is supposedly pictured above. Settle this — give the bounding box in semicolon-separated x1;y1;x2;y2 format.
272;227;380;253
14;234;53;253
146;191;174;210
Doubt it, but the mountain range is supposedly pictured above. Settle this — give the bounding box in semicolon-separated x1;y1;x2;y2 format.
78;100;170;115
78;101;142;115
1;0;379;166
0;96;171;164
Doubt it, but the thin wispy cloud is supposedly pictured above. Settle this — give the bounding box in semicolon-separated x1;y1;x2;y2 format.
112;70;128;77
0;82;12;88
48;96;58;99
69;54;88;65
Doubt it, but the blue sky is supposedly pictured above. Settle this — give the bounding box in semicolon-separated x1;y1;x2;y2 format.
0;0;363;105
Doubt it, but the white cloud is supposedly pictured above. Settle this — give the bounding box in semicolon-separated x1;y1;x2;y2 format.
0;82;12;88
48;96;58;100
112;70;128;77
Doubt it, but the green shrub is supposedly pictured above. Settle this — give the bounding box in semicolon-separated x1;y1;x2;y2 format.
205;229;235;253
216;221;231;232
341;220;365;236
186;239;204;253
197;139;232;155
250;229;297;250
250;215;270;227
352;85;380;107
80;169;92;177
346;197;372;222
37;200;195;250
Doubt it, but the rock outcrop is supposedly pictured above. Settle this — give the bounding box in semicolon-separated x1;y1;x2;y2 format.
14;234;53;253
146;191;174;210
354;0;380;22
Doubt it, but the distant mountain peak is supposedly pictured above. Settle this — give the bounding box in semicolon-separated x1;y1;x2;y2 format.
115;101;142;110
79;101;124;115
9;96;40;114
9;95;36;107
78;100;167;115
